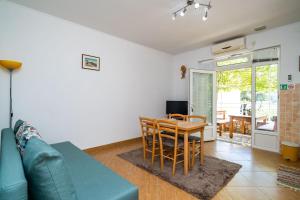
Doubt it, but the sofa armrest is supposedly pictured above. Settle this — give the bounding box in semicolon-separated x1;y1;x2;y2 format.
0;128;28;200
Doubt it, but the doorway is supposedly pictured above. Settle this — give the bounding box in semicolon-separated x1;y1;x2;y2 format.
190;46;280;151
217;67;252;146
215;47;279;148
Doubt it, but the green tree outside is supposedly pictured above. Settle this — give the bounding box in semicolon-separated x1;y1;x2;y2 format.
217;64;277;96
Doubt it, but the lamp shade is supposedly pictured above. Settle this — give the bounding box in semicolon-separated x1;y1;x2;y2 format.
0;60;22;70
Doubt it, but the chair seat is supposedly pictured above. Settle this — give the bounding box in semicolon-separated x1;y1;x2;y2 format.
178;135;200;142
162;138;184;148
188;135;201;141
162;131;184;141
145;135;183;147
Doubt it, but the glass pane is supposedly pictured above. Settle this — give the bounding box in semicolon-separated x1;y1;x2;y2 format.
217;68;252;116
217;68;252;146
217;57;249;67
192;72;213;124
253;47;279;63
255;64;278;132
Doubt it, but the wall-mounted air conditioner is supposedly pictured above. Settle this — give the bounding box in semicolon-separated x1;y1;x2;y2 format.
211;37;246;55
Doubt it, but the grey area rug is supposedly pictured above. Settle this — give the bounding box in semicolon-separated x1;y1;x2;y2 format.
118;148;241;200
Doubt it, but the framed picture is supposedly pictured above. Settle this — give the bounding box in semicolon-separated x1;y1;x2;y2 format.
82;54;100;71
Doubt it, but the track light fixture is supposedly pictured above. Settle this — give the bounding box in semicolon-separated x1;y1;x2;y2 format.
172;0;211;21
180;8;187;17
202;6;208;21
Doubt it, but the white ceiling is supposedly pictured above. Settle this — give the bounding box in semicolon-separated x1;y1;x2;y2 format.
9;0;300;54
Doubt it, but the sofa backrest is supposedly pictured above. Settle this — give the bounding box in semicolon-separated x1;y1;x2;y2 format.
0;128;28;200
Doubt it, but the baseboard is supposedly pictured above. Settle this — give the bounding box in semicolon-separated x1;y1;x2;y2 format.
84;137;141;154
252;144;280;153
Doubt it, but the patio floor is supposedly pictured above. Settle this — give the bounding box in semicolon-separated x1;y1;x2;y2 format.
217;132;252;146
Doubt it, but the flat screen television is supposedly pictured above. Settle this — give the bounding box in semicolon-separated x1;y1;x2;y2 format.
166;101;188;115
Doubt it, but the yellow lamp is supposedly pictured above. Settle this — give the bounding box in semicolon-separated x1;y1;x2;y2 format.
0;60;22;128
0;60;22;70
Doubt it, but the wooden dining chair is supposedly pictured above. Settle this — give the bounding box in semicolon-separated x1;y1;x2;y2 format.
217;111;229;136
168;114;199;169
157;119;184;176
217;111;226;119
186;115;207;168
139;117;160;165
187;115;207;122
168;113;187;121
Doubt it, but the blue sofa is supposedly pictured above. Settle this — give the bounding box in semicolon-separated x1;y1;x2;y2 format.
0;128;138;200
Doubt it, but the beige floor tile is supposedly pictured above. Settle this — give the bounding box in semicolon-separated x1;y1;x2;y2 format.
240;172;278;187
259;187;300;200
87;139;300;200
212;188;233;200
226;173;254;187
226;187;271;200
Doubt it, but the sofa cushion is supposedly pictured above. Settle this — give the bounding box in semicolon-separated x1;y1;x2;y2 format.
16;121;41;154
22;137;78;200
0;128;28;200
14;119;24;134
52;142;138;200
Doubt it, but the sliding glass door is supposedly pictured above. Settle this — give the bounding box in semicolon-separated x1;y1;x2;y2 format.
251;47;280;152
254;64;278;132
213;46;279;150
189;47;279;151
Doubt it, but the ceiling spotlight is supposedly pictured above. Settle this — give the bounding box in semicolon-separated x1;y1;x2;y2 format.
172;13;176;20
194;3;200;9
202;7;208;21
180;8;186;17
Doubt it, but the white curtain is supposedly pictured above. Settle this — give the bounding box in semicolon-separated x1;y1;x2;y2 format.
192;72;213;124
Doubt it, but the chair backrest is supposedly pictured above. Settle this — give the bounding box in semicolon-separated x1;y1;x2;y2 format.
168;113;187;121
217;111;226;120
139;117;157;140
156;119;178;140
187;115;207;123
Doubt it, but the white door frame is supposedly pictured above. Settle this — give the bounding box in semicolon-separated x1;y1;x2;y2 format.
251;61;280;152
215;48;280;152
189;69;217;141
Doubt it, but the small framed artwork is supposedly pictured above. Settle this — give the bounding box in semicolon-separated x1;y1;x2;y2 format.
82;54;100;71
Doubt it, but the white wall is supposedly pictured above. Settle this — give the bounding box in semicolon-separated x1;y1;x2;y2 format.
0;1;172;149
171;22;300;100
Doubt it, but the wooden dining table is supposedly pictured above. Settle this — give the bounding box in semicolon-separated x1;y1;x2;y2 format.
229;114;267;138
161;119;208;175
